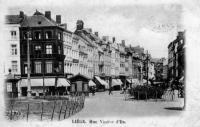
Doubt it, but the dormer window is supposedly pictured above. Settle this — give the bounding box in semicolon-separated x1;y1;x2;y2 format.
45;31;52;39
58;32;62;40
34;31;41;39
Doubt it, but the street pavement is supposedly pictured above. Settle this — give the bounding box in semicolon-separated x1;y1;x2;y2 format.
69;91;184;118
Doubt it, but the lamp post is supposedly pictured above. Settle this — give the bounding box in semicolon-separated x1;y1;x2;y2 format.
27;29;32;97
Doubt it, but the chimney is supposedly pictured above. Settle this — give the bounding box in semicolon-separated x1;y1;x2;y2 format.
102;36;109;41
112;37;115;43
122;40;125;46
45;11;51;20
56;15;61;24
76;20;84;30
19;11;24;18
94;32;98;37
88;28;92;33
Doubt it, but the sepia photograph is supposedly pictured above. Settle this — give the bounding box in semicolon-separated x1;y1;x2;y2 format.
0;0;199;127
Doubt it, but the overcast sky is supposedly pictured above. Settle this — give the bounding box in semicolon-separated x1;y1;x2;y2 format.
7;1;183;58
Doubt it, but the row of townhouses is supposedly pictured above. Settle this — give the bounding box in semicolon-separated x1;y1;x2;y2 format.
168;31;185;83
4;10;154;97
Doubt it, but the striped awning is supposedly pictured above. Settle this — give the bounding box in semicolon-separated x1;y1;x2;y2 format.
89;80;96;86
126;79;131;83
57;78;70;87
95;76;109;87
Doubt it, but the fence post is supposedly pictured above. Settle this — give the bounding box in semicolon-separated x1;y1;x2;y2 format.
64;101;68;119
40;102;44;121
26;103;29;121
51;101;56;121
58;101;63;121
156;91;157;102
10;101;14;120
145;91;147;101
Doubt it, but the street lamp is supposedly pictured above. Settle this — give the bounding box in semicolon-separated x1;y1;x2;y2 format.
27;28;32;97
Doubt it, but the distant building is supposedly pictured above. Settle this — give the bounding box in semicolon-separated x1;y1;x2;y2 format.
162;58;168;80
168;31;185;82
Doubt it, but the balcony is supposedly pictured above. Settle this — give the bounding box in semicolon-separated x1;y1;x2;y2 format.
22;53;65;60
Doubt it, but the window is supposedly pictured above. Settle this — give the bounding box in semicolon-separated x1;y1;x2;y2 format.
35;61;42;73
45;31;52;39
58;45;61;54
35;45;42;55
23;62;27;74
46;45;52;54
11;61;17;73
59;62;62;72
11;44;17;55
58;32;61;40
34;31;41;39
10;31;16;39
46;61;52;73
23;32;28;39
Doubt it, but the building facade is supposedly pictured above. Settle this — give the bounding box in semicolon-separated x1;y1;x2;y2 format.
5;12;24;75
19;11;67;96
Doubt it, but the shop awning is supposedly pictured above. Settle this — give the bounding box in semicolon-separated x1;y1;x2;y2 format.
143;79;151;84
117;79;123;85
89;80;96;86
126;79;131;83
20;78;55;87
131;79;140;86
112;79;120;86
95;76;109;87
57;78;70;87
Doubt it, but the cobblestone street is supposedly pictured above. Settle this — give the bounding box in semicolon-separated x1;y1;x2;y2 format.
69;91;184;118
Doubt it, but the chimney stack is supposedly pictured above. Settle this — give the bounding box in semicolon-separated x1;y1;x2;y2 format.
76;20;84;30
102;36;109;42
94;32;98;37
112;37;115;43
45;11;51;20
88;28;92;33
122;40;125;46
56;15;61;24
19;11;24;18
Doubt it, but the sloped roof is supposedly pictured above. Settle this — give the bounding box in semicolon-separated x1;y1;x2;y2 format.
5;15;23;24
21;10;59;27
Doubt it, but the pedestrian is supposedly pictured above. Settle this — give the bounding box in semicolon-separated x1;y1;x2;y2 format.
92;86;95;96
109;87;113;95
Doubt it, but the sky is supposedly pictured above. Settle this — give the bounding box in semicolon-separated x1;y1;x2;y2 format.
6;1;183;58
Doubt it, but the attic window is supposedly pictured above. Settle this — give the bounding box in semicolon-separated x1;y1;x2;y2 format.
38;21;41;24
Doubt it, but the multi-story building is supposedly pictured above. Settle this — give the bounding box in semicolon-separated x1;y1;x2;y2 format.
19;10;68;96
130;46;144;82
78;35;88;77
118;40;126;85
63;28;73;77
5;12;24;76
148;61;155;80
162;58;168;80
168;31;185;82
71;34;79;76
